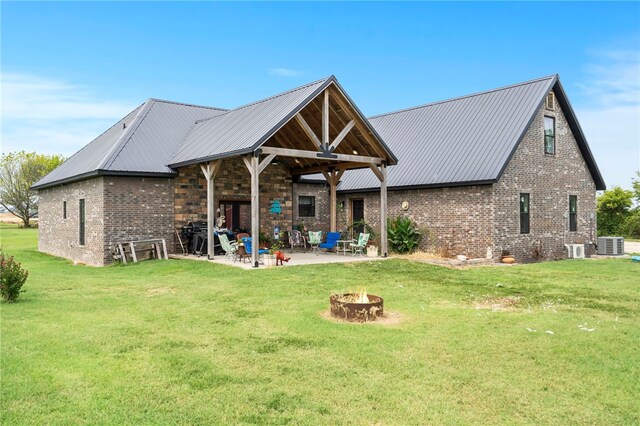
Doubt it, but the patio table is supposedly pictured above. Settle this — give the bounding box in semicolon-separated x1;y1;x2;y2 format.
336;239;355;256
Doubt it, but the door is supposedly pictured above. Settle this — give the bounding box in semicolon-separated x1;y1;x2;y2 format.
219;201;251;232
351;199;364;234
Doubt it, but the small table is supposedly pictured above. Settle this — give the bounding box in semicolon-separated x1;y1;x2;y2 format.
336;239;355;256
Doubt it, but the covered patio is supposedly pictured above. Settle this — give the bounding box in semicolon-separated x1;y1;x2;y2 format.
169;76;397;267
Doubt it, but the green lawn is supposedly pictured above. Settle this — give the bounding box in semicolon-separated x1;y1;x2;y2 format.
1;224;638;425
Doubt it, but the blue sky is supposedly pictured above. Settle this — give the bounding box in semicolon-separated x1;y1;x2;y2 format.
2;2;639;189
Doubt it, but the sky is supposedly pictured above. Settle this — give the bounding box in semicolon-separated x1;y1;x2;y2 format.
1;1;639;190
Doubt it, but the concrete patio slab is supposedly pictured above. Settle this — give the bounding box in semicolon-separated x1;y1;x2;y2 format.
169;251;392;269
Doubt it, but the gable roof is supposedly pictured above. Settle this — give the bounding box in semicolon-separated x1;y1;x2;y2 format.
32;100;226;189
335;75;605;192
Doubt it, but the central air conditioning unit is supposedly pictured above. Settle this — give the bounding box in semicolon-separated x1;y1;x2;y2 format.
597;237;624;255
565;244;585;259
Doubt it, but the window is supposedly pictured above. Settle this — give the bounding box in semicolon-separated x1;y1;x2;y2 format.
544;116;555;155
79;199;85;246
545;92;555;110
63;201;67;219
569;195;577;232
299;196;315;217
520;193;530;234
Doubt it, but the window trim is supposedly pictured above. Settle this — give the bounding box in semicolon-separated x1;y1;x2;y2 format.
544;115;555;155
520;193;530;234
569;195;577;232
298;195;316;217
79;199;86;246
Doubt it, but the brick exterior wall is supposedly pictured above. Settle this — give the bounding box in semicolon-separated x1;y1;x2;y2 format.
292;182;330;231
335;93;597;262
103;176;175;263
38;177;106;266
493;92;597;261
174;157;294;238
38;176;175;266
338;185;494;258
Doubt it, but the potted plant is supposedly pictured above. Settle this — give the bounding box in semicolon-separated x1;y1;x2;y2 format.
264;240;284;267
501;249;516;264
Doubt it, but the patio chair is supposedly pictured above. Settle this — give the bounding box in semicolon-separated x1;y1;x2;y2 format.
349;233;370;256
308;231;323;254
319;231;341;253
242;237;269;263
218;233;238;261
288;229;307;253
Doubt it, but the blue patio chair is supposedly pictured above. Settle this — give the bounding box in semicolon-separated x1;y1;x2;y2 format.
319;231;341;253
242;237;269;262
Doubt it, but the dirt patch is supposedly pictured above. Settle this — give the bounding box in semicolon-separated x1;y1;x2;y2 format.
320;309;403;326
397;251;497;269
474;296;521;312
145;287;176;297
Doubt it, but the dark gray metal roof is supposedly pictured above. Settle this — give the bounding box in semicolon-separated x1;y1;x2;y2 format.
334;74;604;192
32;100;226;189
335;76;556;191
169;77;333;167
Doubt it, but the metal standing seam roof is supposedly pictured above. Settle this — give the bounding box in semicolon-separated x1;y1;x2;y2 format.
169;75;397;168
334;74;606;192
32;100;226;189
169;77;331;167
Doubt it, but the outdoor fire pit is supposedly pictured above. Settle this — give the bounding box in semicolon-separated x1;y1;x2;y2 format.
330;290;384;322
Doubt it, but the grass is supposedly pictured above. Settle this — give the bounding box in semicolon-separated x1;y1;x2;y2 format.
1;223;638;425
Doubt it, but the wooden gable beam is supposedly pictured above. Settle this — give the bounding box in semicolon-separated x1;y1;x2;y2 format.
294;113;322;150
260;146;383;165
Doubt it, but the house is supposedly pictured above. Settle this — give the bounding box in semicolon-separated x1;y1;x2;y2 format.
33;74;605;266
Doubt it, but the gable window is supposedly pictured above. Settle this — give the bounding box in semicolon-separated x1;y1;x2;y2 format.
544;116;555;155
63;201;67;219
545;92;555;110
520;193;530;234
569;195;577;232
79;199;86;246
299;196;315;217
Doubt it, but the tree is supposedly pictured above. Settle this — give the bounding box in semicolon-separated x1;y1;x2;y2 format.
0;152;65;227
596;186;633;236
632;171;640;206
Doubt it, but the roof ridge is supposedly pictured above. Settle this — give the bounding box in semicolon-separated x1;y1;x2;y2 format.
369;74;558;120
99;99;156;170
149;98;227;111
194;76;333;125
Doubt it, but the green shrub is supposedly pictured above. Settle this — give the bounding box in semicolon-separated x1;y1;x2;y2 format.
387;216;422;253
622;210;640;239
0;251;28;302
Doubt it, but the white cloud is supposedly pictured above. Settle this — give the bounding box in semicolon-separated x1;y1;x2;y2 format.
268;68;302;77
1;73;137;156
574;49;640;190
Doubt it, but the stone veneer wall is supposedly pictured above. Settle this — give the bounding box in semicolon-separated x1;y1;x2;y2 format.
493;92;597;261
174;157;294;237
103;176;175;263
338;186;494;258
38;177;106;266
292;182;331;231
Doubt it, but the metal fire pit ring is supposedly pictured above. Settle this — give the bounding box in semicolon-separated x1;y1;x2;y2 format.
330;293;384;322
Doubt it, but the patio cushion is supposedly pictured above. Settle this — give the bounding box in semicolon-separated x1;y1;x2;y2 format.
319;232;341;249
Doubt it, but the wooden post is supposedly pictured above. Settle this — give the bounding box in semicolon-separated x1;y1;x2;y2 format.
323;90;329;150
330;172;337;232
200;161;220;260
251;155;260;267
380;164;388;257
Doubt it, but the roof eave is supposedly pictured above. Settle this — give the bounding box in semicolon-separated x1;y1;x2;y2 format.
552;79;606;190
31;169;177;190
337;179;497;194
